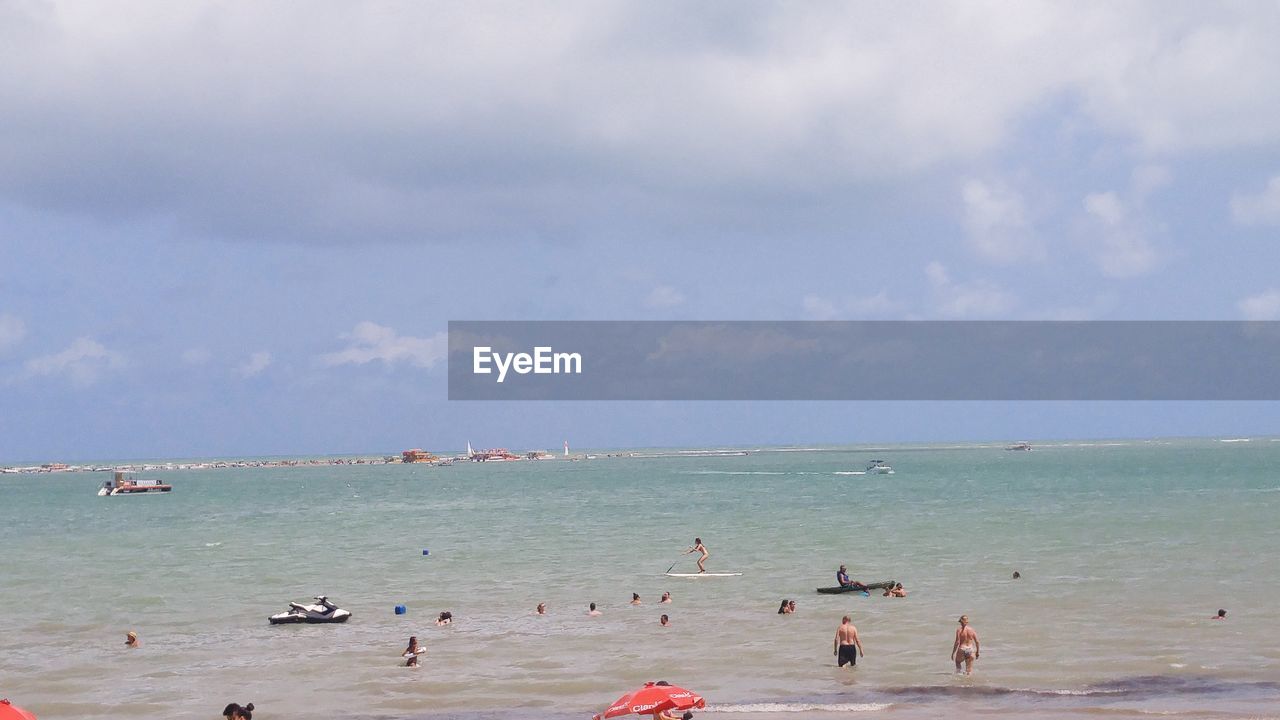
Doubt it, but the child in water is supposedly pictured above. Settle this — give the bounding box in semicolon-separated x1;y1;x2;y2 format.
403;636;425;666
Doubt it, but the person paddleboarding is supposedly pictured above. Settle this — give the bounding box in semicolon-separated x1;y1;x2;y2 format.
684;537;710;573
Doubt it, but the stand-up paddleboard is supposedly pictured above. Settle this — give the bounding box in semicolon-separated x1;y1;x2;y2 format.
665;572;743;577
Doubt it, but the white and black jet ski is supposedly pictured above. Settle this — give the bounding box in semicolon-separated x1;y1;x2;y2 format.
268;596;352;624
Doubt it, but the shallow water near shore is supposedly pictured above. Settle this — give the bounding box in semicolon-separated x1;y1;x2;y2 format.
3;438;1280;719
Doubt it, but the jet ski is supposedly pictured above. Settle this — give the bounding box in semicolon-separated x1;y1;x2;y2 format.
268;596;352;624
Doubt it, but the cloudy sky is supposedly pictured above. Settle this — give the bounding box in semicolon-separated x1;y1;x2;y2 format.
3;1;1280;461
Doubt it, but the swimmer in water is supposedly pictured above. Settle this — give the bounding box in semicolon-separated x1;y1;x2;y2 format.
403;636;424;667
125;631;139;648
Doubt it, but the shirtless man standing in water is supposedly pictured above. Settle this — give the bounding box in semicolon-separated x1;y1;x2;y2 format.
951;615;980;674
684;537;709;573
834;616;863;667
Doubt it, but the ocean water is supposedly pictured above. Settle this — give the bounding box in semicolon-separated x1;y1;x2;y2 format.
3;438;1279;720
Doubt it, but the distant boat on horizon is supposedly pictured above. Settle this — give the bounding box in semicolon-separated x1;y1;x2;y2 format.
98;471;172;496
866;460;894;474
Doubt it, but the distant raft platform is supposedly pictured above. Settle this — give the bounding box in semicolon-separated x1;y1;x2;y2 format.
816;580;897;594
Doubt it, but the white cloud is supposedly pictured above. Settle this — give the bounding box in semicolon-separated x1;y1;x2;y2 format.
0;314;25;353
1238;289;1280;321
5;4;1280;242
1131;164;1172;200
236;351;272;378
25;337;123;386
1084;192;1126;226
645;285;685;309
1230;176;1280;226
802;291;902;319
1080;172;1167;279
925;262;1016;318
181;347;210;365
319;322;446;369
961;179;1040;262
801;295;839;320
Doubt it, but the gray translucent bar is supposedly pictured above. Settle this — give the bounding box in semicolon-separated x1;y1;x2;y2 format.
448;321;1280;400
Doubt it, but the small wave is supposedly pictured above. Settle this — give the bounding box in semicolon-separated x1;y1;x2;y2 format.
677;471;789;476
204;542;222;547
1010;688;1119;697
874;676;1280;700
706;702;890;713
1218;438;1251;443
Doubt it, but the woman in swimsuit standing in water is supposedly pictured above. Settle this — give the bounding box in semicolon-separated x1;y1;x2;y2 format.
684;537;709;573
951;615;980;675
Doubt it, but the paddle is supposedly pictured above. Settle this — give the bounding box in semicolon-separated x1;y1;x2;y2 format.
665;557;684;574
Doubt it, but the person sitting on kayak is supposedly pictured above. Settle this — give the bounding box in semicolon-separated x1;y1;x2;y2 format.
837;565;868;591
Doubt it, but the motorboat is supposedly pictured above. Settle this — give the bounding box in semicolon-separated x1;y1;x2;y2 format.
268;596;352;624
1005;442;1033;451
865;460;894;474
98;472;172;496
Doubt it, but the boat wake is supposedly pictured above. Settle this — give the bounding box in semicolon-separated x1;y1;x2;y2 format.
705;702;890;713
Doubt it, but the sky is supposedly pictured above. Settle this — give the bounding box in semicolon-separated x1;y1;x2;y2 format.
3;1;1280;462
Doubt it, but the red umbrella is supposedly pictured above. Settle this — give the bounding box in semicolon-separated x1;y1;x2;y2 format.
0;699;37;720
593;681;705;720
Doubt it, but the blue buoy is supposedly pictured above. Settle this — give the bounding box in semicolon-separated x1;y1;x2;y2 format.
422;549;430;555
395;605;406;615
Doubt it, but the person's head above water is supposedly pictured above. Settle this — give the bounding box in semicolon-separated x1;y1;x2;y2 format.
694;537;701;544
1012;571;1021;579
959;615;969;626
839;565;847;571
1216;609;1227;618
633;593;640;600
589;602;597;611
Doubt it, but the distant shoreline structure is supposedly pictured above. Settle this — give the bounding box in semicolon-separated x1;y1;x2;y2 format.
1;455;409;475
4;436;1275;476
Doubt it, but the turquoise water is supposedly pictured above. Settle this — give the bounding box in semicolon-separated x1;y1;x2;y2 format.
2;438;1279;719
